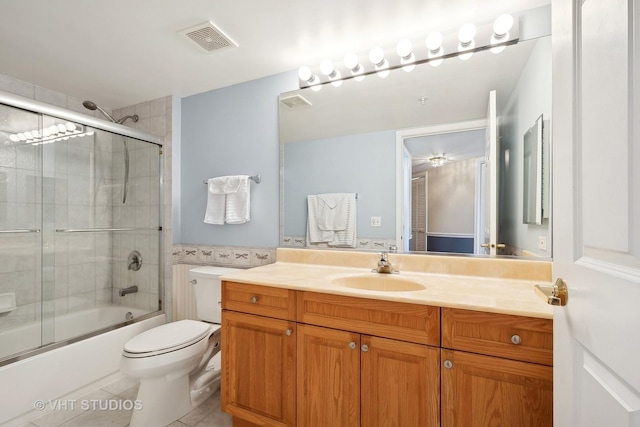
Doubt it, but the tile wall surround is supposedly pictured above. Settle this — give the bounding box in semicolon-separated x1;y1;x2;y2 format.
282;235;397;251
0;73;173;335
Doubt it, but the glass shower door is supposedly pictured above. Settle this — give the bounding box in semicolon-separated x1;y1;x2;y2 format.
0;103;43;359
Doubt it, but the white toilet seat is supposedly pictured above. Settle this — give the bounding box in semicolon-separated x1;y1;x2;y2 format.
123;320;219;358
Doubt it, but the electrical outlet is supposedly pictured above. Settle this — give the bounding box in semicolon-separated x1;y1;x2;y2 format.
538;236;547;251
370;216;382;227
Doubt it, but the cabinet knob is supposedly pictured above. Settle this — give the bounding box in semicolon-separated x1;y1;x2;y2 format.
361;344;369;352
444;360;453;369
250;296;259;304
285;329;293;336
348;341;356;350
190;279;197;285
511;334;522;345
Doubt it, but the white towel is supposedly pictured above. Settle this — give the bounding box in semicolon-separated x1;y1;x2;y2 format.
204;178;226;225
225;175;250;224
203;175;250;225
306;193;357;247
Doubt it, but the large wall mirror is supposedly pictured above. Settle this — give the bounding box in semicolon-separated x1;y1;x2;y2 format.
279;6;552;259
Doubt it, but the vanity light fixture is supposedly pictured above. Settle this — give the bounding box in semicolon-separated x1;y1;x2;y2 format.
7;122;93;145
429;154;447;168
396;39;415;72
490;14;514;54
457;23;477;60
426;32;444;67
320;59;343;87
369;47;390;78
297;65;322;91
343;53;365;81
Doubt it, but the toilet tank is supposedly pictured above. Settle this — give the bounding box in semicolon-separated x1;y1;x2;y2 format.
188;266;243;323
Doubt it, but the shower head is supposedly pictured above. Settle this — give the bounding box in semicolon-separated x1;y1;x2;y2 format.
82;100;139;124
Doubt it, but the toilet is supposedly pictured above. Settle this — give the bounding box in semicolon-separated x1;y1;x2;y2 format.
121;266;241;427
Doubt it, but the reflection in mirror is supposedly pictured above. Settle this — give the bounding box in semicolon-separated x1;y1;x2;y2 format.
280;8;552;259
523;114;544;225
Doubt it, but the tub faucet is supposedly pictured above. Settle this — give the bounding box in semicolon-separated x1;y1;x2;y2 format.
119;285;138;297
373;252;398;274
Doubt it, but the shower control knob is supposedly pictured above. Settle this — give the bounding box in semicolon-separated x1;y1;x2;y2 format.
250;296;259;304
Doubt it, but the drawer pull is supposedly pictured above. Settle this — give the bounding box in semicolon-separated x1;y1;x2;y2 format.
349;342;356;350
285;329;293;336
511;334;522;345
250;296;259;304
444;360;453;369
190;279;197;285
361;344;369;352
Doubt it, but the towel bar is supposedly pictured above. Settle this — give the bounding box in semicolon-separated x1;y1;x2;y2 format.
203;175;261;184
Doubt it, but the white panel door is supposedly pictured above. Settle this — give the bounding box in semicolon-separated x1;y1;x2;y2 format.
553;0;640;425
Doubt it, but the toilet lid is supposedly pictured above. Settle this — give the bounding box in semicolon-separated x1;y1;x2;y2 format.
124;320;212;354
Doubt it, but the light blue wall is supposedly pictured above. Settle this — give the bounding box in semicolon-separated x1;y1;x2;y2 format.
180;71;298;247
283;130;397;238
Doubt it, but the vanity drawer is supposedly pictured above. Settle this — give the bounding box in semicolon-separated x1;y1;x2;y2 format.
222;281;296;321
441;308;553;366
297;291;440;346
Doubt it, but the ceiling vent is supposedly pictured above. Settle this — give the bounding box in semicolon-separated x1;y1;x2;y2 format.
280;94;312;109
178;21;237;53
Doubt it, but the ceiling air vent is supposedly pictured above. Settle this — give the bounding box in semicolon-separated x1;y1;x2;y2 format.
280;94;312;109
179;21;237;53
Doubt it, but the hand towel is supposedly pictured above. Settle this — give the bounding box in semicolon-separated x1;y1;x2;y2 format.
204;178;226;224
316;193;348;231
225;175;250;224
306;193;357;247
328;193;357;247
306;195;334;244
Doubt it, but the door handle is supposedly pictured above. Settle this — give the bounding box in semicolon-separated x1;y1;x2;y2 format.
534;278;568;306
480;243;505;248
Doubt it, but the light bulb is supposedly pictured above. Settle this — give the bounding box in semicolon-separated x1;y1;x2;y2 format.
17;133;26;141
9;134;19;142
490;34;506;54
369;47;385;66
320;59;334;76
426;32;443;52
48;125;58;135
32;130;40;138
458;23;476;45
396;39;413;59
298;66;312;82
344;53;365;81
57;123;67;133
458;39;475;60
493;14;514;37
310;83;322;92
65;122;77;132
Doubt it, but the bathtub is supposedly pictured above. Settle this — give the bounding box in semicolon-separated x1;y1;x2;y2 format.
0;305;165;426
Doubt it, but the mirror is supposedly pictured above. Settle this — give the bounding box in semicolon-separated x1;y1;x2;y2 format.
280;13;552;258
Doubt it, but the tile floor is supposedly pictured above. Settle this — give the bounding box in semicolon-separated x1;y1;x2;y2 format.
21;376;232;427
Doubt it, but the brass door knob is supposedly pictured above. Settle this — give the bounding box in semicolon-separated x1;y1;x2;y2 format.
534;278;568;306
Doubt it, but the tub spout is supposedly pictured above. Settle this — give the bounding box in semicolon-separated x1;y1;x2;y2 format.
119;285;138;297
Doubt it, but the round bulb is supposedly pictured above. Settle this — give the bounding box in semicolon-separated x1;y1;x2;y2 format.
298;66;312;82
57;123;67;133
490;34;507;53
375;60;390;78
320;59;334;76
369;47;385;66
32;130;40;138
494;14;514;37
458;23;476;44
344;53;358;70
401;53;416;72
48;125;58;135
458;40;475;60
396;39;412;58
426;32;443;52
310;83;322;92
9;134;19;142
65;122;77;132
17;133;26;141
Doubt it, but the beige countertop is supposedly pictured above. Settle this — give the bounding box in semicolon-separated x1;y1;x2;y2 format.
220;249;554;319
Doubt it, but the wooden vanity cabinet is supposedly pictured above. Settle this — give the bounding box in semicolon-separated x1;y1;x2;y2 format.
221;282;297;427
297;292;441;427
441;308;554;427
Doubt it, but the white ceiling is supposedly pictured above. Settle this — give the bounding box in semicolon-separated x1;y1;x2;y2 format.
0;0;550;111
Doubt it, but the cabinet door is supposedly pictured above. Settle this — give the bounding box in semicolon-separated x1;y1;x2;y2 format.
222;311;296;427
441;349;553;427
297;324;360;427
361;335;440;427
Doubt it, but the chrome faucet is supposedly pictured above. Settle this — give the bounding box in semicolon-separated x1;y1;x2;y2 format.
373;252;398;274
119;285;138;297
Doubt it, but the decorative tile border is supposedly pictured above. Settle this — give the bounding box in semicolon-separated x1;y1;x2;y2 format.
282;235;397;251
172;244;277;268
